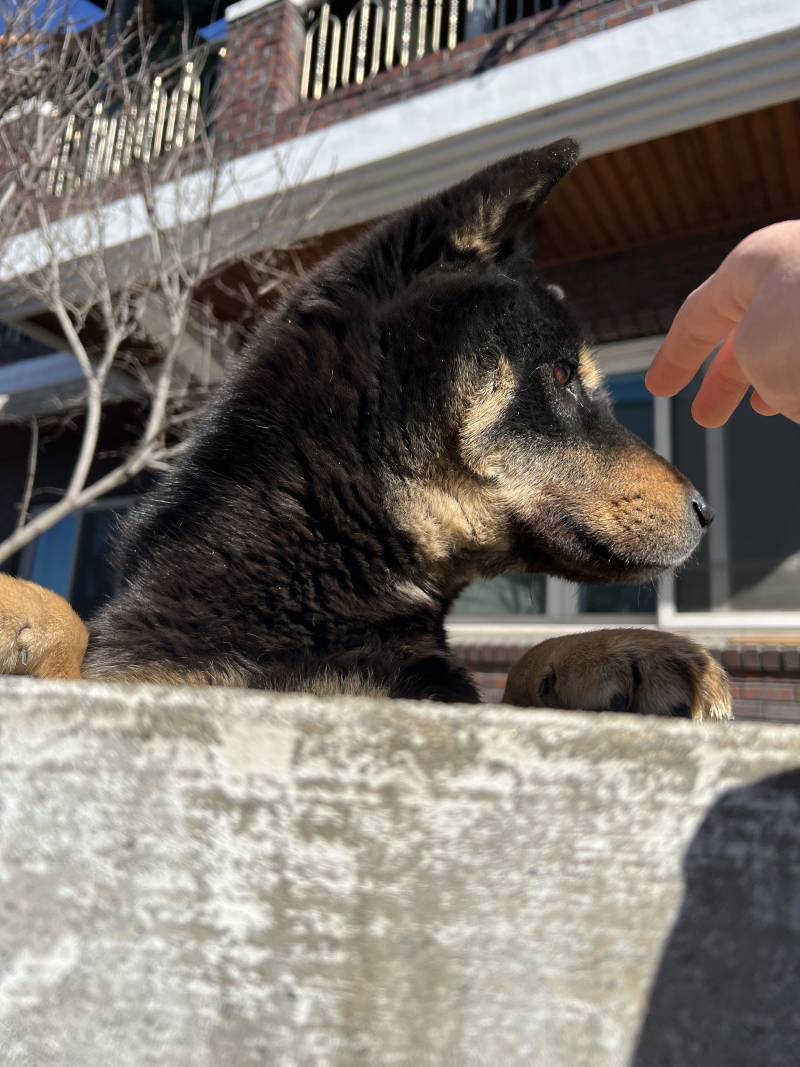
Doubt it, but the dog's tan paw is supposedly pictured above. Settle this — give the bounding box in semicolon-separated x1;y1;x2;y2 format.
0;574;88;680
503;628;732;722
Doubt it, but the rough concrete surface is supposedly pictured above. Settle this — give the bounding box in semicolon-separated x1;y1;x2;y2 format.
1;677;800;1067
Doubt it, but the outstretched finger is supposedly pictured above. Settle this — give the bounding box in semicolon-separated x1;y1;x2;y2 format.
690;334;749;428
646;276;740;397
750;391;779;416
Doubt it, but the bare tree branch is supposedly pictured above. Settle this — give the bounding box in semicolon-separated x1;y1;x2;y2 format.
0;2;312;571
16;419;40;533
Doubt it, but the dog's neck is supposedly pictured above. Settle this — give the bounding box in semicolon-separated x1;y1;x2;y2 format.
97;418;467;676
91;318;499;690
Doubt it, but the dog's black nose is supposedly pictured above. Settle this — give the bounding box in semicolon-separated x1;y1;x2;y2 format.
692;496;715;529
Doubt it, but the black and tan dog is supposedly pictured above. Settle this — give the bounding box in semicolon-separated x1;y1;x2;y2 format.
0;139;731;720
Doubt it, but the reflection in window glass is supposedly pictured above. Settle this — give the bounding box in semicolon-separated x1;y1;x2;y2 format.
579;372;656;614
71;509;123;619
26;514;80;598
452;574;545;616
671;378;799;612
21;504;126;620
723;406;800;610
579;581;658;614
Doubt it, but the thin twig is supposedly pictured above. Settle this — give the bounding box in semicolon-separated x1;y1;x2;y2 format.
16;419;39;532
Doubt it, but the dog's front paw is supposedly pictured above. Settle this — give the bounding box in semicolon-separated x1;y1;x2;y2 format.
503;628;731;721
0;574;88;680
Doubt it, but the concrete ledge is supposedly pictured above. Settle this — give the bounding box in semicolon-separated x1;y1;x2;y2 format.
2;677;800;1065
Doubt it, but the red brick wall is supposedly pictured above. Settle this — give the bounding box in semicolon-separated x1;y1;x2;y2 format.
215;0;306;159
543;228;751;343
218;0;700;162
476;670;800;721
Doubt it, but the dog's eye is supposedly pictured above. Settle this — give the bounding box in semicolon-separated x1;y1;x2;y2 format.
553;361;574;387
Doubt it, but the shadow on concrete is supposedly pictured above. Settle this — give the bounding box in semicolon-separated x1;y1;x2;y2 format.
630;770;800;1067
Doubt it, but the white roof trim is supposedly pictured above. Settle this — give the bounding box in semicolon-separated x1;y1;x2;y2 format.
593;336;665;377
225;0;305;21
0;351;83;394
2;0;800;314
0;352;140;420
225;0;275;20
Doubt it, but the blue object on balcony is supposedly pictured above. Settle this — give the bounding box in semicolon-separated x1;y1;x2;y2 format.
0;0;106;35
198;17;227;43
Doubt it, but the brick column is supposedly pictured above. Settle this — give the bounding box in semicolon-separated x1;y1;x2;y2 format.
216;0;307;158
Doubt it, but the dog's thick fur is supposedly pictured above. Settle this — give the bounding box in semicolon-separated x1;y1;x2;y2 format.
0;139;731;718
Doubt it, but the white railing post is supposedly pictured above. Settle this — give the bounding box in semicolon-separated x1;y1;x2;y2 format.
44;52;211;197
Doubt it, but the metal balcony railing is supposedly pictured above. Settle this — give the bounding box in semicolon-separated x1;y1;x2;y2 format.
300;0;565;101
46;46;224;198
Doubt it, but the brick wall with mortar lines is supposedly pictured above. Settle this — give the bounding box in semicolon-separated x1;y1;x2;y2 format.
543;227;750;343
217;0;699;162
215;0;306;157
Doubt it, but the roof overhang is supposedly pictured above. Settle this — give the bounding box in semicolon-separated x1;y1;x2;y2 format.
0;351;140;420
2;0;799;317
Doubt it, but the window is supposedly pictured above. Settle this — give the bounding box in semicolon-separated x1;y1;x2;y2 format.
452;574;546;617
19;499;131;620
577;373;657;615
670;385;800;613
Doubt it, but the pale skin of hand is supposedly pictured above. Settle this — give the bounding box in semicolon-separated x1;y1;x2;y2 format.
646;221;800;426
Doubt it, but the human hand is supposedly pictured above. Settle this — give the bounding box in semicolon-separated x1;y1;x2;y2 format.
645;221;800;426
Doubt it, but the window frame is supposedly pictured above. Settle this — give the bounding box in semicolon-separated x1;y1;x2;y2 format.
448;335;800;640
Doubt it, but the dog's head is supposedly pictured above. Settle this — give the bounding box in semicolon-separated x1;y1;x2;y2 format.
281;138;711;596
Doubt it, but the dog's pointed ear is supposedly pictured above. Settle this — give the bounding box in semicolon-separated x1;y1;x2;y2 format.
437;138;579;260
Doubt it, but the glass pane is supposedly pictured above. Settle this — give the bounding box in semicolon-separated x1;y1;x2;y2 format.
70;508;123;619
452;574;545;616
723;406;800;610
26;514;80;598
579;371;656;614
579;583;657;614
602;372;655;447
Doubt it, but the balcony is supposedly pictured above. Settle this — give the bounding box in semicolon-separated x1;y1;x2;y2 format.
300;0;567;101
44;43;225;198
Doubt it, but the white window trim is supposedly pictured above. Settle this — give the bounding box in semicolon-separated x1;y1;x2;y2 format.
449;335;800;639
